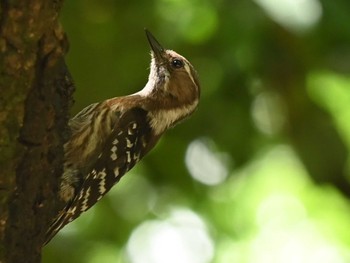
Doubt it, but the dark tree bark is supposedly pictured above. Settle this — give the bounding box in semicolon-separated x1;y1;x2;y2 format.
0;1;73;262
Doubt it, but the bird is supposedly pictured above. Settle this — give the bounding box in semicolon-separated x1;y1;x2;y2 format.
44;29;200;245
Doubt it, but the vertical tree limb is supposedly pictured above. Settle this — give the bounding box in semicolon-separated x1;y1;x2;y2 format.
0;1;73;262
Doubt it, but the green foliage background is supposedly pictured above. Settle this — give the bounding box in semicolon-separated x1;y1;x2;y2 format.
43;0;350;262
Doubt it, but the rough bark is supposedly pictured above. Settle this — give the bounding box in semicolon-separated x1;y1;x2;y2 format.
0;1;73;262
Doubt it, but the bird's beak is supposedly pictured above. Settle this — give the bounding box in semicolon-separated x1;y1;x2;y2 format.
145;29;165;62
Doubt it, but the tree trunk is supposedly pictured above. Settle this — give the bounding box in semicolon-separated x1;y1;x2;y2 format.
0;1;73;262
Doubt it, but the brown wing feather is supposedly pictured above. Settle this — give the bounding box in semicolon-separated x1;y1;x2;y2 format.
45;107;158;245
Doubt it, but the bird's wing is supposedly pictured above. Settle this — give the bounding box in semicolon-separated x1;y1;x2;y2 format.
44;107;156;245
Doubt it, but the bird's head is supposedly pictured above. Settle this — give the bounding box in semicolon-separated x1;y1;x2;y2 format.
142;30;200;109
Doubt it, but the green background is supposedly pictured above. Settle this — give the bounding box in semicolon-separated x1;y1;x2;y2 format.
43;0;350;262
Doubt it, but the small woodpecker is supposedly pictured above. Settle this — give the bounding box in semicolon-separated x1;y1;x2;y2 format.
45;29;200;245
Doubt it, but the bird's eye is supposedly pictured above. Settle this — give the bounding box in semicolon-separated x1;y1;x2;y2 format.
171;59;184;69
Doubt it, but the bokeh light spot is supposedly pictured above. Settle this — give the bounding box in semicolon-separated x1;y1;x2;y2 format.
253;0;322;33
156;0;217;43
251;91;286;135
185;138;229;185
126;208;214;263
